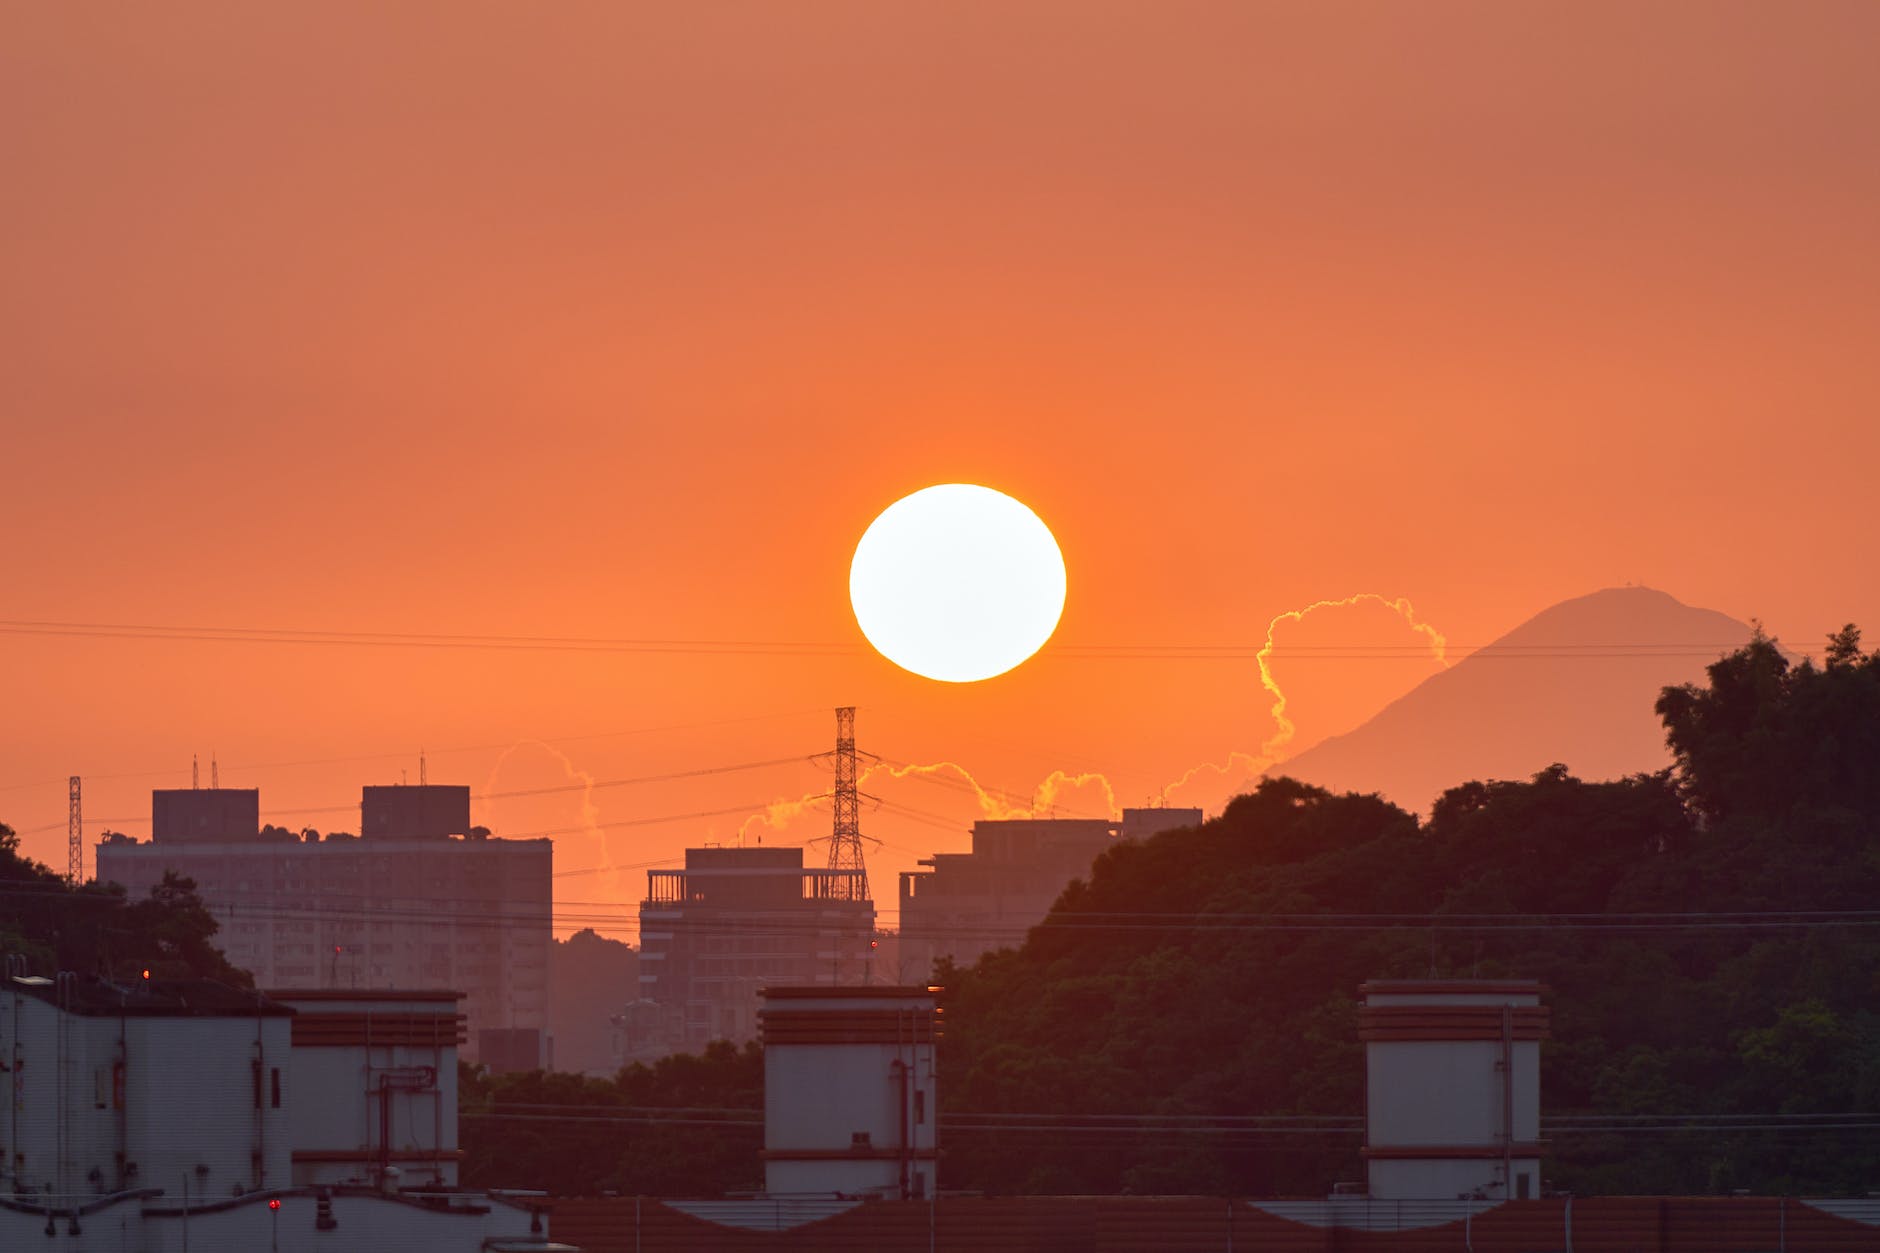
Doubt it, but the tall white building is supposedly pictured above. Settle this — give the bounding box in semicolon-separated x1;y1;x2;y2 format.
0;972;295;1202
759;986;939;1200
96;785;551;1067
269;989;465;1189
1359;979;1549;1200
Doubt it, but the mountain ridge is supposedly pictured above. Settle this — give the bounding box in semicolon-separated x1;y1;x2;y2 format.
1274;586;1754;811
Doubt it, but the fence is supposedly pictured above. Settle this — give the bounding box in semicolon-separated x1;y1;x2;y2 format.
550;1194;1880;1253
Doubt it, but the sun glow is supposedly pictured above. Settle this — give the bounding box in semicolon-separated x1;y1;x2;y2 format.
849;484;1067;683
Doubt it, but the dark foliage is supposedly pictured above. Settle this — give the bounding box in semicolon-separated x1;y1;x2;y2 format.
460;1040;764;1195
440;625;1880;1198
940;626;1880;1196
0;828;252;986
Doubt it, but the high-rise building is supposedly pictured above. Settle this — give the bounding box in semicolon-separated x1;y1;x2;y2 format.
637;846;874;1053
95;785;550;1066
895;808;1203;980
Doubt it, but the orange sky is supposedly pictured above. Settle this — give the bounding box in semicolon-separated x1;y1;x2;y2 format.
4;3;1877;938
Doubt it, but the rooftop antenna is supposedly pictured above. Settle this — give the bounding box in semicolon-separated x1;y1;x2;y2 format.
192;754;199;789
67;776;82;885
211;753;219;790
826;707;870;901
419;750;427;787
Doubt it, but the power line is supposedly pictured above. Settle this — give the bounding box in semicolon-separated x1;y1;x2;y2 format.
20;864;1880;934
225;757;813;819
0;708;828;795
0;619;858;656
450;1100;1880;1137
17;881;1880;942
0;617;1750;661
8;758;809;828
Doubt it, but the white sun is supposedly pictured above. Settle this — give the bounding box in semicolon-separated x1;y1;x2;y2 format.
849;484;1067;683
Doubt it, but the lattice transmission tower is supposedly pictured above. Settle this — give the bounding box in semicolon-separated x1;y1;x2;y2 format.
826;706;870;901
67;776;82;885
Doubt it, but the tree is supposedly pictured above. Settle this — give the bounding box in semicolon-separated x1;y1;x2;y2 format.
1657;623;1880;823
0;824;254;986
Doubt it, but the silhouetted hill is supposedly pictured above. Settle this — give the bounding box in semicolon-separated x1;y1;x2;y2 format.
1277;587;1753;810
934;631;1880;1197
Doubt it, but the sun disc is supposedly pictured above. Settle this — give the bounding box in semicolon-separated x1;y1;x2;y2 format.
849;484;1067;683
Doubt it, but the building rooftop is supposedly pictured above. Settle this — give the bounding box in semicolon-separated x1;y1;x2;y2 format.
8;973;293;1018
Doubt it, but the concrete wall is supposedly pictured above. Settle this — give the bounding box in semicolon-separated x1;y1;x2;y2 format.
1361;982;1546;1201
361;785;472;839
1366;1039;1542;1148
122;1014;294;1197
270;992;460;1188
1368;1156;1543;1201
0;992;291;1203
152;789;260;843
761;990;938;1199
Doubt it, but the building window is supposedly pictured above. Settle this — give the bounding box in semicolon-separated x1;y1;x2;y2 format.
271;1068;281;1109
914;1090;925;1125
1516;1172;1531;1199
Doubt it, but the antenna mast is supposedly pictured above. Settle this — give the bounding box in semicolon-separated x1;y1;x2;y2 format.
827;707;869;901
67;776;82;885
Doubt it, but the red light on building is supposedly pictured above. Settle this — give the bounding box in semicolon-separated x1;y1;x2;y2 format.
268;1199;281;1211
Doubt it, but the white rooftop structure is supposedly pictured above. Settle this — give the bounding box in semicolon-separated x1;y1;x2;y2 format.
0;973;564;1252
1360;979;1548;1201
759;986;939;1200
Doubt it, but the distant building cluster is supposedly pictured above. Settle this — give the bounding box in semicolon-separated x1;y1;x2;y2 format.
624;809;1201;1063
95;785;550;1069
896;808;1202;978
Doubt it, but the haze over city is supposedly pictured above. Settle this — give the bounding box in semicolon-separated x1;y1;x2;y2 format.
6;5;1877;933
3;7;1879;1246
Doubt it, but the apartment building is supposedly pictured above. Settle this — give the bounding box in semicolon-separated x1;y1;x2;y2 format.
95;785;550;1067
637;846;875;1054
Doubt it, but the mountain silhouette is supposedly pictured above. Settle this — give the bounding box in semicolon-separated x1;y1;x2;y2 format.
1275;587;1756;812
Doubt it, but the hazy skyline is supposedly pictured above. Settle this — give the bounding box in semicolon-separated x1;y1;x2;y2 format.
4;4;1877;927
